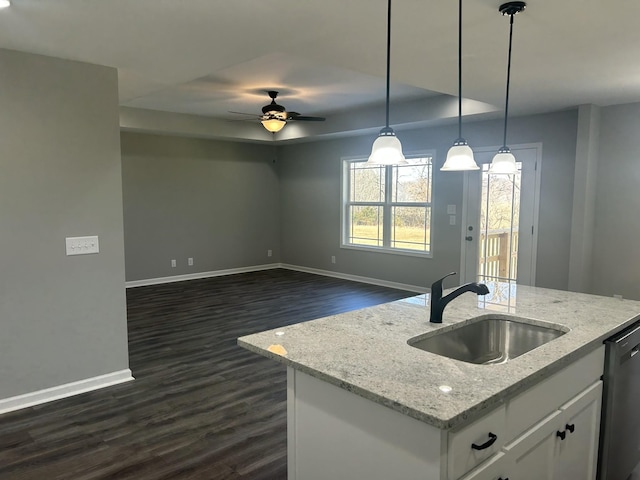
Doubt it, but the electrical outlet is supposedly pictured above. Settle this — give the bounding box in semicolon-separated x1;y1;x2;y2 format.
267;249;273;257
614;294;623;300
65;236;99;256
449;215;456;226
331;256;336;264
171;259;177;268
188;257;194;266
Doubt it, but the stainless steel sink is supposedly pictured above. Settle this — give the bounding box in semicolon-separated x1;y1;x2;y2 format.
408;316;568;365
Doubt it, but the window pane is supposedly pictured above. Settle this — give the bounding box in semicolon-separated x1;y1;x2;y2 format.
342;155;433;255
348;205;383;246
391;206;430;251
351;163;384;202
392;157;432;203
479;163;522;281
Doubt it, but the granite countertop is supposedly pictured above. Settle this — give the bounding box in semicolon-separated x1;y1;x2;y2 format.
237;284;640;430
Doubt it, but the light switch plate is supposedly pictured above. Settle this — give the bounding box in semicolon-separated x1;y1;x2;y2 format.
447;204;457;215
449;215;456;225
66;236;99;255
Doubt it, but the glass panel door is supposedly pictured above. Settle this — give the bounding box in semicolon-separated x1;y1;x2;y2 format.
461;146;539;287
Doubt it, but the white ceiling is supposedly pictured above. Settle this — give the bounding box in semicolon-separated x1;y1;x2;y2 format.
1;0;639;141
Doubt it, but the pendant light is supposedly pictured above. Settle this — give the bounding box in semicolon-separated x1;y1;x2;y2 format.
441;0;479;171
366;0;407;165
489;1;526;174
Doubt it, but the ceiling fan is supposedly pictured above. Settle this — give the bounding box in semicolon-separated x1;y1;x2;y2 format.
230;91;326;133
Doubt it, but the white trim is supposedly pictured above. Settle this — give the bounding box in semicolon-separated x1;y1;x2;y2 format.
339;244;432;259
125;263;281;288
125;262;425;293
281;264;426;293
460;171;471;283
340;152;436;258
287;367;297;480
530;143;542;286
459;143;541;286
0;369;134;416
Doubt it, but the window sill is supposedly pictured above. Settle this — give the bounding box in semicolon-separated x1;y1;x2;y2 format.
340;243;433;259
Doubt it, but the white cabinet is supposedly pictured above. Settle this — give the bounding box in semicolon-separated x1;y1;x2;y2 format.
507;381;602;480
454;346;605;480
286;346;605;480
553;381;602;480
505;411;560;480
448;405;507;479
459;452;509;480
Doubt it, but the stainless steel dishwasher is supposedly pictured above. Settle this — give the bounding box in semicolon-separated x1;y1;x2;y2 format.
598;321;640;480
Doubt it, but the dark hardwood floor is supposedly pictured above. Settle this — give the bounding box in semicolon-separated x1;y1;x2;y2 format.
0;269;414;479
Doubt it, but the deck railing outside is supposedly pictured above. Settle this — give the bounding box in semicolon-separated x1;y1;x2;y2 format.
479;229;518;281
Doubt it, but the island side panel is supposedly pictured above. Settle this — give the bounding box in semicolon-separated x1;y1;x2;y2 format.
287;367;443;480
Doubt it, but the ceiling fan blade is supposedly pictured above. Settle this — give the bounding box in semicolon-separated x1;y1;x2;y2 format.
287;112;326;122
228;110;260;117
289;116;326;122
226;118;259;123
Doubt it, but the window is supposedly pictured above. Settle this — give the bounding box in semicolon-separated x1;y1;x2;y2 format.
341;154;433;255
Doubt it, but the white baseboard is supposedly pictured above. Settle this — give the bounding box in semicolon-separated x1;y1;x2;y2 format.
126;262;426;293
281;264;426;293
0;369;134;416
125;263;281;288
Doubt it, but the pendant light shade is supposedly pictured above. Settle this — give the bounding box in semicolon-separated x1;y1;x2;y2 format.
366;0;407;166
368;128;406;165
489;1;526;175
442;140;478;171
490;146;517;173
442;0;479;171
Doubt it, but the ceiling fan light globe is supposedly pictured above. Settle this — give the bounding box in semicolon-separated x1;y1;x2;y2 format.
367;132;407;165
489;148;517;174
261;118;286;133
441;142;479;171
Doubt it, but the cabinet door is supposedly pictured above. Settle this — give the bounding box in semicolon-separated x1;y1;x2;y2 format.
504;410;560;480
553;381;603;480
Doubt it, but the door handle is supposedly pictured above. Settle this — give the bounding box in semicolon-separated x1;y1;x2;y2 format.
465;236;473;241
566;423;575;433
556;430;566;440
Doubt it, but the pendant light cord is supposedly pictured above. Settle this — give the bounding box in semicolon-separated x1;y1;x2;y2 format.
457;0;463;139
385;0;392;129
502;13;515;148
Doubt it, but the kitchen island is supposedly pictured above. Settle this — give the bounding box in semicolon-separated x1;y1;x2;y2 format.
238;284;640;479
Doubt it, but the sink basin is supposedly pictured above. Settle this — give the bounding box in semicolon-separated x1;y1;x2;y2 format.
407;316;568;365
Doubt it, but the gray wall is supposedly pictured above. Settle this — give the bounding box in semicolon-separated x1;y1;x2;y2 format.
121;133;280;281
278;110;578;290
591;102;640;300
0;49;129;398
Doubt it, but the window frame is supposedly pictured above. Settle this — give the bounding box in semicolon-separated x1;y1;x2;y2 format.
340;152;435;258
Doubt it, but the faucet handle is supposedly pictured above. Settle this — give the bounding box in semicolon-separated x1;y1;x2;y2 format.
439;272;457;282
431;272;457;296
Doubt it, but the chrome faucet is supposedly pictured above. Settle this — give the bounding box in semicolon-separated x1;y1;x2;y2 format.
430;272;489;323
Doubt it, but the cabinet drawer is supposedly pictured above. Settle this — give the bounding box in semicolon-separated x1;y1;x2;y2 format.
448;404;507;480
458;452;509;480
505;345;604;443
